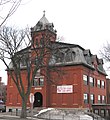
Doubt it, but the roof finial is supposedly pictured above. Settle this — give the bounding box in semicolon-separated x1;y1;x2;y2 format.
43;10;45;16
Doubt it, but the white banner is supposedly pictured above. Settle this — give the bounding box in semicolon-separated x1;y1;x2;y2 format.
57;85;73;93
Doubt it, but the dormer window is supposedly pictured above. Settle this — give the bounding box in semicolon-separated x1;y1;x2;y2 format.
65;51;72;62
56;52;64;63
72;51;76;60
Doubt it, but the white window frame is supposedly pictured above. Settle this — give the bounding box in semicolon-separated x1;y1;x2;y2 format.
83;75;88;85
90;94;94;104
98;95;101;100
98;95;101;103
102;95;105;103
102;81;105;88
90;94;94;100
84;93;88;104
33;76;44;87
97;80;101;88
90;77;94;86
102;95;104;100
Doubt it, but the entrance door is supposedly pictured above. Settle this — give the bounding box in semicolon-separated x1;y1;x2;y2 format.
34;92;43;107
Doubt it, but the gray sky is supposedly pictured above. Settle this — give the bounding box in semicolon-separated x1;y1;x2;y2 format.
1;0;110;84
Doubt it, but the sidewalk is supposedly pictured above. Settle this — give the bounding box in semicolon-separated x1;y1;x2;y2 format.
0;112;44;120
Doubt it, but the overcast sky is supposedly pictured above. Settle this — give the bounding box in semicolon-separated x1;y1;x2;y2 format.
1;0;110;84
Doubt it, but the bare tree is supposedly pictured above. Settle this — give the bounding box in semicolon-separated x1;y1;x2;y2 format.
0;0;22;27
0;77;6;103
100;42;110;63
0;26;62;118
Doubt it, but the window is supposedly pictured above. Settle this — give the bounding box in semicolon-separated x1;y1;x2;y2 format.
90;94;94;104
106;109;109;117
49;55;56;65
65;50;72;62
98;95;101;103
56;52;64;63
90;77;94;87
97;80;101;88
40;78;44;86
83;75;88;85
20;59;26;66
33;77;44;87
102;95;106;103
94;109;99;115
84;93;89;104
100;109;105;117
20;54;31;67
101;81;105;89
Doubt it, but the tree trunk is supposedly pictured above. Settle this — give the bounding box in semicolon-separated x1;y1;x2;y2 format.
20;97;27;118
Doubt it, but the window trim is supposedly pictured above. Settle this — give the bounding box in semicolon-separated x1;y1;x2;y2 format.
97;80;101;88
98;95;101;103
90;94;94;104
90;77;94;87
84;93;89;104
101;81;105;89
83;75;88;85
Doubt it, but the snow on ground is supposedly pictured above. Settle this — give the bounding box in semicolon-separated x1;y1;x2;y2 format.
34;108;95;119
80;114;93;120
34;108;54;117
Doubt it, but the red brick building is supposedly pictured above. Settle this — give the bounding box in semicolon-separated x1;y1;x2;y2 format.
106;78;110;104
6;13;107;111
0;77;6;103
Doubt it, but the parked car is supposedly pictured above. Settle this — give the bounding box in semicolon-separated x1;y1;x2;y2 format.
0;100;6;112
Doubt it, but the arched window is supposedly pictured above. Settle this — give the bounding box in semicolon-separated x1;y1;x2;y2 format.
57;52;64;63
65;49;75;62
65;49;72;62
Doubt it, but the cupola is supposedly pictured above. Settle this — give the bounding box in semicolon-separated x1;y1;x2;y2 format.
31;11;57;34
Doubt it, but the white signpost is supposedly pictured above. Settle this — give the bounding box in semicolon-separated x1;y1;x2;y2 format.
29;93;34;119
30;93;34;103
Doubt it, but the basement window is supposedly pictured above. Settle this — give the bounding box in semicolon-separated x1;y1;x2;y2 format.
94;109;99;115
100;109;105;117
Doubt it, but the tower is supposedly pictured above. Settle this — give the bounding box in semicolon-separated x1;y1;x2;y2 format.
31;12;57;47
30;12;57;107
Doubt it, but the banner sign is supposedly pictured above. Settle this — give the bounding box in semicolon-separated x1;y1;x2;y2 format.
57;85;73;93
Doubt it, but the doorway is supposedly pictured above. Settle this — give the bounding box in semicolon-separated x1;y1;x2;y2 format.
34;92;43;107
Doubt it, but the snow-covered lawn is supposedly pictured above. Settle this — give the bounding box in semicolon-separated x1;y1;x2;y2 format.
80;114;93;120
34;108;101;120
34;108;54;117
